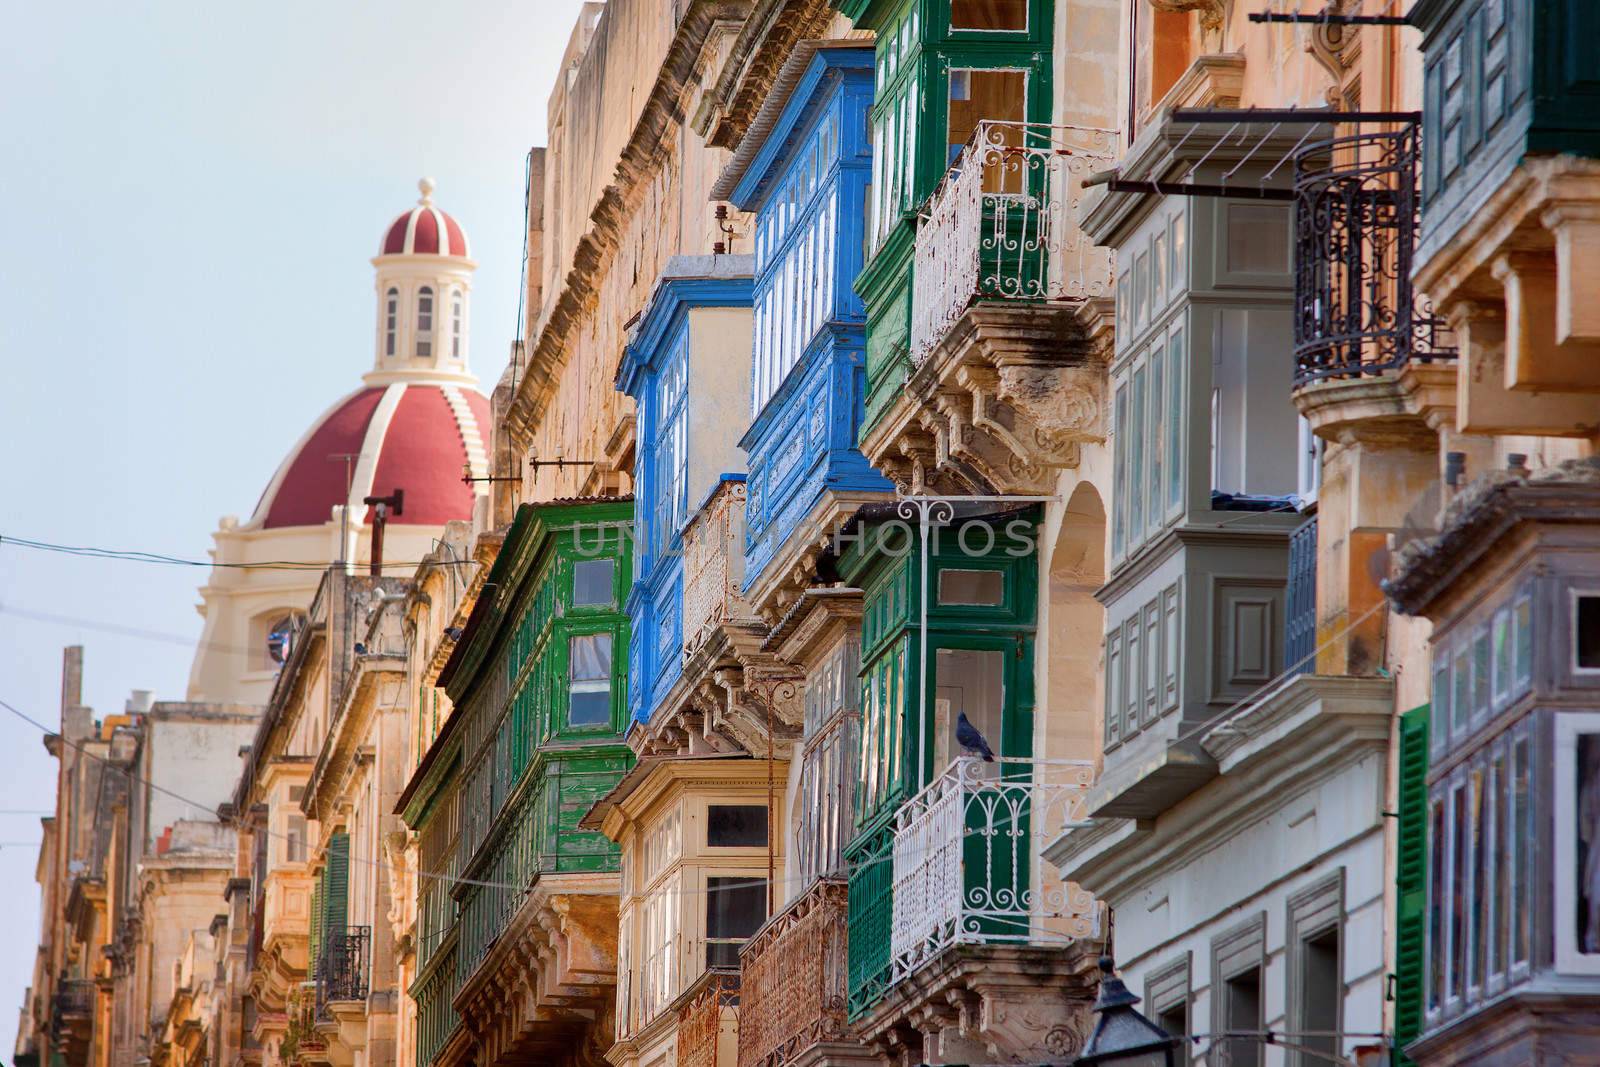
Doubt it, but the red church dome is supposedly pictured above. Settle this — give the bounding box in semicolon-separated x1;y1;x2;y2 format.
380;177;471;258
251;383;490;529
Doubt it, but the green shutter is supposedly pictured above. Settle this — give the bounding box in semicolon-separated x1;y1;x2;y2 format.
1393;704;1430;1060
308;878;323;973
325;832;350;939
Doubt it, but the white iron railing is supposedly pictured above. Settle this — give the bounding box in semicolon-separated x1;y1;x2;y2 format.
889;756;1102;983
910;121;1118;365
680;479;751;661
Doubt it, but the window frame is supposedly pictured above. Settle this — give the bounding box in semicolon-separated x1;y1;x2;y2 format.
416;285;435;358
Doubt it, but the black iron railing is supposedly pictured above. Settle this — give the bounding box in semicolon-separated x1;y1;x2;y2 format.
315;925;371;1018
1286;514;1319;675
1293;126;1456;385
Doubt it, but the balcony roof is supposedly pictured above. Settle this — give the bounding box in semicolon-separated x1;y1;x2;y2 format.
710;40;874;206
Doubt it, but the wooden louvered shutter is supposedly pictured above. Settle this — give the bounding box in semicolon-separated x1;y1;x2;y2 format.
1393;704;1430;1061
325;832;350;939
308;878;323;973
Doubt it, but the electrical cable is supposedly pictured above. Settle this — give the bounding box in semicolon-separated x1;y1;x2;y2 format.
0;534;482;573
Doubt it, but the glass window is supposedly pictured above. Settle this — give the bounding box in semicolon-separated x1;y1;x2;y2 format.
1493;609;1511;705
1225;204;1289;274
286;814;307;864
1112;385;1128;556
568;633;612;727
573;559;615;607
1577;595;1600;670
1470;770;1486;990
451;290;463;359
1452;644;1471;734
1433;655;1451;751
706;876;766;969
1473;628;1491;716
1513;736;1531;966
416;286;434;358
938;569;1004;606
384;288;398;357
935;648;1004;769
1166;330;1184;513
950;0;1027;31
1427;797;1446;1012
1148;348;1165;531
1514;596;1533;691
947;69;1025;166
1449;782;1467;1000
706;805;768;848
1130;365;1147;538
1221;967;1263;1067
1491;755;1507;978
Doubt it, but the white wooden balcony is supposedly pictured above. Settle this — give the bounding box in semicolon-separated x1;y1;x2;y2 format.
909;121;1116;366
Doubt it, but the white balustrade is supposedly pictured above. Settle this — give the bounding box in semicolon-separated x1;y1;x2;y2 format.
888;756;1102;983
910;121;1117;365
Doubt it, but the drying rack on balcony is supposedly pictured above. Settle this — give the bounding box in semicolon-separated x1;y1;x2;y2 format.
909;120;1118;365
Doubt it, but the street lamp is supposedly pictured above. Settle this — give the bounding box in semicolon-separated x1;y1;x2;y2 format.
1075;956;1182;1067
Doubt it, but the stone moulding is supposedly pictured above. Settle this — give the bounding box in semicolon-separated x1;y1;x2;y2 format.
861;302;1111;497
507;0;750;443
1386;459;1600;616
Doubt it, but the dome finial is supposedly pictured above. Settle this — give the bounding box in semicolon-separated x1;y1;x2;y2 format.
418;176;436;205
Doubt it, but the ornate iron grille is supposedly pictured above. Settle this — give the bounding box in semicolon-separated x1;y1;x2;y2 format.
1293;125;1456;384
315;925;371;1018
676;969;740;1067
737;879;849;1067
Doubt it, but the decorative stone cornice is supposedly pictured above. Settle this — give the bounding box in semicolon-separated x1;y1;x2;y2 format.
1293;362;1456;446
1386;459;1600;616
452;873;621;1067
861;303;1109;496
696;0;838;150
506;1;752;442
852;943;1101;1067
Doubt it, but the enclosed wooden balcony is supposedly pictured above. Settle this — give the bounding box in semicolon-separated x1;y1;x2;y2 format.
736;879;853;1067
676;969;740;1067
862;122;1114;497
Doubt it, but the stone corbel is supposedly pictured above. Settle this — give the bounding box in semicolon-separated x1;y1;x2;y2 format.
1148;0;1226;36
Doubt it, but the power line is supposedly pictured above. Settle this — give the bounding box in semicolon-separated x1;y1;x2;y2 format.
0;534;481;573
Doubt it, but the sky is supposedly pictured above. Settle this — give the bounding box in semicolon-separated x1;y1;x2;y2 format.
0;0;589;1054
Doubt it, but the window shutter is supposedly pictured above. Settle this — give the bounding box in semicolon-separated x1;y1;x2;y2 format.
1393;704;1430;1060
308;879;323;973
325;832;351;939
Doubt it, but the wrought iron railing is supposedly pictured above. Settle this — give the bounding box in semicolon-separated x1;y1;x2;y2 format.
737;879;848;1067
677;969;741;1067
48;978;93;1043
315;925;371;1018
889;757;1101;985
1293;125;1456;384
909;120;1117;365
1285;514;1319;676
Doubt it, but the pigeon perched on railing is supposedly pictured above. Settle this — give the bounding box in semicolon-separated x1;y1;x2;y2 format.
956;712;995;762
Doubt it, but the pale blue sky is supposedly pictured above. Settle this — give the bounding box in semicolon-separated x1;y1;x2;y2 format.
0;1;588;1053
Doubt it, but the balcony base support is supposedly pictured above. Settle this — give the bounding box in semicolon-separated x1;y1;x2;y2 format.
451;873;620;1067
862;303;1110;497
851;943;1101;1067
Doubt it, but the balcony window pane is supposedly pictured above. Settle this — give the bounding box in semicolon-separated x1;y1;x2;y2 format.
947;69;1025;167
1225;204;1289;274
950;0;1027;31
1449;783;1467;1000
1112;385;1128;556
1166;330;1184;514
569;633;613;727
935;648;1004;769
1578;596;1600;670
1513;736;1531;965
1130;365;1147;539
1148;346;1165;530
1473;628;1491;716
1580;734;1600;954
1490;756;1506;978
1452;644;1471;734
573;559;615;607
938;568;1004;606
1471;769;1485;991
1493;609;1511;704
706;876;767;969
1514;596;1533;691
706;805;768;848
1427;798;1445;1011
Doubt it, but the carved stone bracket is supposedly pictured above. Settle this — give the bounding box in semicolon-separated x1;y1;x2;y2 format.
1148;0;1225;36
863;303;1108;497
